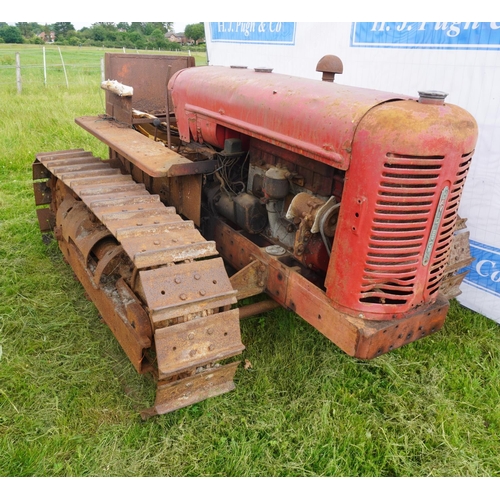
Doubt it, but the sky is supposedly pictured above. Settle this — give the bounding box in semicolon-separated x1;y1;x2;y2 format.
7;2;485;28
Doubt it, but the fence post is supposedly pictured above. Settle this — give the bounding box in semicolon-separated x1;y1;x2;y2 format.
42;46;47;86
100;57;105;82
16;52;22;94
58;47;69;88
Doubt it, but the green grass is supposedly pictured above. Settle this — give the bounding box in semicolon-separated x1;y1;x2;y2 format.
0;45;499;477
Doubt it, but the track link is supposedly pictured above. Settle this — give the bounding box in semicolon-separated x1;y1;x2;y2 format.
33;149;244;417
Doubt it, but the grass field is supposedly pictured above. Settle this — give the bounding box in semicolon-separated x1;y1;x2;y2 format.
0;44;499;478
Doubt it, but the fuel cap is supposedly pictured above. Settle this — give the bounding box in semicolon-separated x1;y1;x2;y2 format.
418;90;448;105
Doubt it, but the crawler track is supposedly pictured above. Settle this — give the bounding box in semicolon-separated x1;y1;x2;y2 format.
33;149;244;418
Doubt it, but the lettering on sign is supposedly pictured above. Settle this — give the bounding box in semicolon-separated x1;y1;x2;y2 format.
209;22;296;45
463;240;500;298
351;22;500;50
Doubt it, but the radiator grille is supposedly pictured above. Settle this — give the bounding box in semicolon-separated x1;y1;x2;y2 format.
425;151;473;296
360;154;443;305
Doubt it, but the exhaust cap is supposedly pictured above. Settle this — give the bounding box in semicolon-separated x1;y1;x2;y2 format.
418;90;448;105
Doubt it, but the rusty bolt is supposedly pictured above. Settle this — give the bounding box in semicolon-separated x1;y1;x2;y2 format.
258;281;264;287
194;273;201;280
154;240;160;246
189;349;197;357
199;289;206;296
172;238;178;243
180;293;187;300
208;344;214;351
207;328;214;335
188;333;195;340
175;276;182;284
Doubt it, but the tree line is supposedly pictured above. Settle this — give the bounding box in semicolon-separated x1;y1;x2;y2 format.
0;22;205;50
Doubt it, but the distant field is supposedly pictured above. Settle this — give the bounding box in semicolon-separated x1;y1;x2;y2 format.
0;44;499;478
0;44;207;90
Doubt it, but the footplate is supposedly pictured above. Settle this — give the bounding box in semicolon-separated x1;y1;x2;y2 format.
33;149;245;416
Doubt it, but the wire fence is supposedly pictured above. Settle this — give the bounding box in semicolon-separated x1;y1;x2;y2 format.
0;45;202;92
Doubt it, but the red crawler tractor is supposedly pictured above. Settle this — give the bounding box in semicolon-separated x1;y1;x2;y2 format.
32;54;476;417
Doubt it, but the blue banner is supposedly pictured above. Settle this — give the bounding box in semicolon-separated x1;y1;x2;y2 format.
463;240;500;298
351;22;500;50
209;22;296;45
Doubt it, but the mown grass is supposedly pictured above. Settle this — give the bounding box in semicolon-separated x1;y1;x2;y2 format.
0;45;499;477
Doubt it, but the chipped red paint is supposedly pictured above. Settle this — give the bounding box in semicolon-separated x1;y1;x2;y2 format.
169;66;408;169
326;100;477;319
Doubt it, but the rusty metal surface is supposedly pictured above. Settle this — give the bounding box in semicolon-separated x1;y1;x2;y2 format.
155;309;244;378
439;273;468;300
39;150;216;270
35;207;55;232
153;175;202;227
33;150;244;416
53;192;153;373
167;159;217;176
143;361;240;419
215;218;450;359
352;296;449;359
32;161;50;180
138;257;236;324
238;300;280;320
439;218;474;300
75;116;192;178
230;259;268;300
444;230;474;274
104;53;195;124
33;181;52;205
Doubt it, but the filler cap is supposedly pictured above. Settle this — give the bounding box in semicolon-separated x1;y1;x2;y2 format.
418;90;448;105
